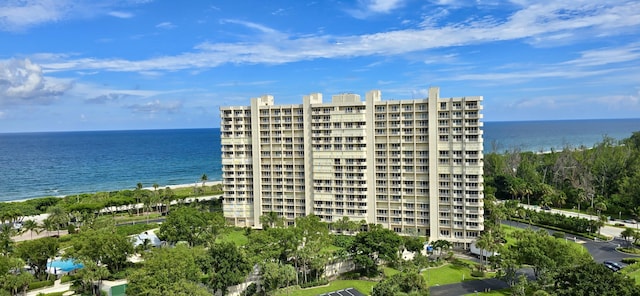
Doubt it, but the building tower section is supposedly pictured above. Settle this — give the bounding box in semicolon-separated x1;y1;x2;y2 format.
220;87;484;247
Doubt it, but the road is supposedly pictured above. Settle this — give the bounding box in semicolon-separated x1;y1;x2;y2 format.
431;217;640;296
517;203;638;239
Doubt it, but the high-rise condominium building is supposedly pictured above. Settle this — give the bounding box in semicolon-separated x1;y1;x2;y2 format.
220;87;483;247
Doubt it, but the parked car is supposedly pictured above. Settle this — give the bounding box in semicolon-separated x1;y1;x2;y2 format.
541;205;551;211
604;261;623;271
603;263;620;272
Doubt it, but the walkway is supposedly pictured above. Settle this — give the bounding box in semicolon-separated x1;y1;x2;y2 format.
26;279;71;296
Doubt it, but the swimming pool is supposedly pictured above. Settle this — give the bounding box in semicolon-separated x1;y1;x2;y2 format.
47;259;84;272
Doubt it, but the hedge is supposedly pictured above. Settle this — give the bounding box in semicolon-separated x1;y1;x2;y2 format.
28;280;55;290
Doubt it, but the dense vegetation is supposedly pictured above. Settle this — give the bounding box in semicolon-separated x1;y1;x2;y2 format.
485;131;640;218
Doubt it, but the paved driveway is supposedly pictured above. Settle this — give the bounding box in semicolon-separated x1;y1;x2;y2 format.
430;221;639;295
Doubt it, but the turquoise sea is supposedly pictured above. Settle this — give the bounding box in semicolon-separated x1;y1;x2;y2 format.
0;118;638;201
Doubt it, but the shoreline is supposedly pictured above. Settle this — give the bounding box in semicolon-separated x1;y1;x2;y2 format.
1;180;223;204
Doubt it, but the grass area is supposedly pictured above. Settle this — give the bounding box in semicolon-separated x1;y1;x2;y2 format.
618;247;640;255
275;280;375;296
114;212;162;223
95;211;162;225
322;244;342;253
627;269;640;284
383;266;400;277
423;263;487;286
500;223;519;246
116;223;159;236
216;229;249;246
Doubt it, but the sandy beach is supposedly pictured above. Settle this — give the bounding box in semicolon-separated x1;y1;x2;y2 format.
2;180;223;204
7;181;223;242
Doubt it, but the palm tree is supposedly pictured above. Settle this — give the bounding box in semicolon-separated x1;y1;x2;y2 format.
632;206;640;231
47;206;68;236
594;201;607;217
162;186;174;215
135;183;143;216
153;183;159;213
432;239;452;260
260;211;283;229
41;219;54;237
22;220;39;239
201;173;208;194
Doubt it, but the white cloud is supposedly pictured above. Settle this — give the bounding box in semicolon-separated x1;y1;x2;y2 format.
367;0;405;13
0;0;74;32
33;1;640;75
108;11;134;19
347;0;406;18
0;110;5;119
155;22;175;29
0;59;71;106
85;93;131;104
564;43;640;67
0;0;148;32
126;100;183;114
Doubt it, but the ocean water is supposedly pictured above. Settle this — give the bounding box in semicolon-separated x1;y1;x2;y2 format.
483;118;640;153
0;119;638;202
0;129;221;202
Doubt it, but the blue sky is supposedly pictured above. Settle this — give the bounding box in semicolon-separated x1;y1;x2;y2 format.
0;0;639;132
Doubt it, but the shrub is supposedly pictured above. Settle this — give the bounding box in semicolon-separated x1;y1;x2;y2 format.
299;279;329;288
340;271;361;280
333;235;355;248
471;270;486;277
240;283;258;296
28;280;55;290
621;258;640;264
60;274;79;283
67;224;77;234
552;231;565;239
108;269;129;280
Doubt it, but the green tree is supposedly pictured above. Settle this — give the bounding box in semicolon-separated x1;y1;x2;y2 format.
162;186;175;215
15;237;59;280
69;227;134;273
507;229;590;284
74;260;110;296
259;211;284;229
293;215;331;283
350;225;402;276
431;239;452;260
403;236;424;253
0;256;34;295
158;206;226;246
135;183;144;216
127;245;208;296
260;262;296;293
47;205;69;236
553;261;640;295
372;271;429;296
22;219;39;239
621;227;636;248
205;242;252;295
201;174;208;194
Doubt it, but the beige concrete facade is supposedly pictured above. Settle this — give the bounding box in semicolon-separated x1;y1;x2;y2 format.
220;87;484;247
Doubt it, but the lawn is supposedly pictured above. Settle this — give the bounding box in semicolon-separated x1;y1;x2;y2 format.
216;229;249;246
627;269;640;284
275;280;376;296
423;263;487;286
